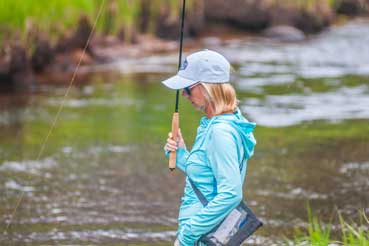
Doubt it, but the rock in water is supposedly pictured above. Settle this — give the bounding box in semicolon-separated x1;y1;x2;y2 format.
263;25;305;42
203;0;270;31
337;0;369;16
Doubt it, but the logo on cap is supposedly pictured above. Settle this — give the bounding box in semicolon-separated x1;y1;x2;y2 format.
180;59;188;71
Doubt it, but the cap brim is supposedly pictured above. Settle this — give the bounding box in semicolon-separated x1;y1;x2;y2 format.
161;74;197;89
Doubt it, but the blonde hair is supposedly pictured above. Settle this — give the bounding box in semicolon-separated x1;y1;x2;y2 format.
200;83;238;115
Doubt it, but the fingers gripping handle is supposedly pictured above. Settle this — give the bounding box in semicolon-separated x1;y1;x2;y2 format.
169;112;179;171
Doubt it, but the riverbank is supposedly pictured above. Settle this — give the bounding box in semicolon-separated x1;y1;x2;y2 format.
0;0;368;90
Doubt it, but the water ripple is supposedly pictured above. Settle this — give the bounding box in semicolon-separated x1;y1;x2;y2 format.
0;158;57;175
242;86;369;127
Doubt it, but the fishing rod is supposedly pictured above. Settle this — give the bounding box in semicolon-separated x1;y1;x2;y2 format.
169;0;186;171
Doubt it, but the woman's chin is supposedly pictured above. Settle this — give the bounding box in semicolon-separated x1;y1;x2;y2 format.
195;106;206;113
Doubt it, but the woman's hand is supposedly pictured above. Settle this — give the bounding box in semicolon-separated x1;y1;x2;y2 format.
165;128;185;152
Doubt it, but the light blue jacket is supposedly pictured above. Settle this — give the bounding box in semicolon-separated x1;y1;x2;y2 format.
166;109;256;246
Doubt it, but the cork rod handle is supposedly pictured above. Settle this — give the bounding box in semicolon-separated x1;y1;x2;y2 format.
169;112;179;171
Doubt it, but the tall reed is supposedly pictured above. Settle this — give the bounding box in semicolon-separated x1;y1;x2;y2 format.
291;207;369;246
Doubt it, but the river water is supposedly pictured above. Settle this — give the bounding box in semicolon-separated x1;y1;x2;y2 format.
1;20;368;245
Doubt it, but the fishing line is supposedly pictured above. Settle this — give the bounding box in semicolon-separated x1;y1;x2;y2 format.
4;0;106;233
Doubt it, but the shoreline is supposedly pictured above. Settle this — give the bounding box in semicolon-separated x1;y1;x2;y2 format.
40;17;369;79
1;13;368;91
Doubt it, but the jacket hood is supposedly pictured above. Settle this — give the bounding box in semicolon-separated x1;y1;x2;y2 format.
200;108;257;159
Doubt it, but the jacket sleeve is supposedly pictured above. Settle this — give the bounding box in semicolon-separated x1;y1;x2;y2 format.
164;145;190;172
178;125;243;246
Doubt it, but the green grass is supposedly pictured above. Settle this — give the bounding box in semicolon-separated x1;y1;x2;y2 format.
0;0;97;42
339;211;369;246
0;0;141;32
293;206;333;245
0;0;199;46
291;208;369;246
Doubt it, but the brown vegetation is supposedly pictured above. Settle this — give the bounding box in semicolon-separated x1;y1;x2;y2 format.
0;0;368;90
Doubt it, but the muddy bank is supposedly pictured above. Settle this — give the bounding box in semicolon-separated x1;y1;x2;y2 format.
0;0;368;90
0;17;181;89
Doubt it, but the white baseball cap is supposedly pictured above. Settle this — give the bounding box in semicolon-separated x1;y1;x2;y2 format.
161;49;231;89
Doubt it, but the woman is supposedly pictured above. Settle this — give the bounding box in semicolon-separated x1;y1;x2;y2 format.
162;50;256;246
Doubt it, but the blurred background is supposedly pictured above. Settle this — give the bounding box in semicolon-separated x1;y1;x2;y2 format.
0;0;368;245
